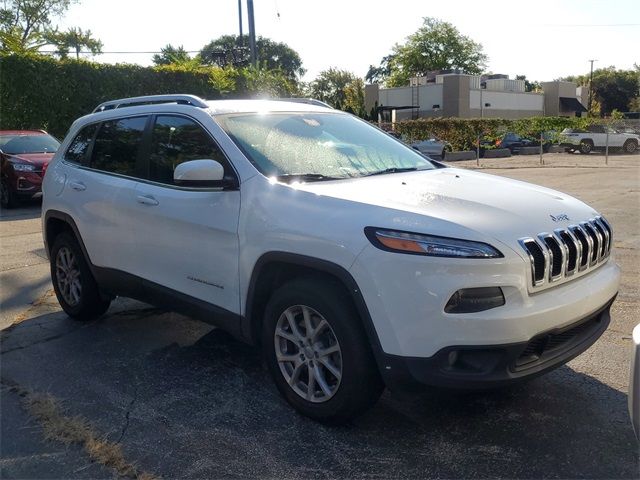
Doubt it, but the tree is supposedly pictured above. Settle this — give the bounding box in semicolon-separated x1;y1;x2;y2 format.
200;34;305;79
152;44;192;66
515;75;541;92
0;0;74;50
562;67;639;116
46;26;101;59
371;17;488;87
308;68;365;115
365;54;394;84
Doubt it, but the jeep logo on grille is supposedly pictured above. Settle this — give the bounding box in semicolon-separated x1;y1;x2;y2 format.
550;214;570;222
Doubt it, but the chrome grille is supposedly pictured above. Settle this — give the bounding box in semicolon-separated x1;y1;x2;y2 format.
519;216;612;287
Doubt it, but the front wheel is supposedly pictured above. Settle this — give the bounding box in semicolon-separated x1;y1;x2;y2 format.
262;278;383;424
50;232;111;321
579;141;593;154
623;139;638;154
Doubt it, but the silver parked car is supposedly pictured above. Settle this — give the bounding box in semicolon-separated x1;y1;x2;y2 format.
411;138;451;158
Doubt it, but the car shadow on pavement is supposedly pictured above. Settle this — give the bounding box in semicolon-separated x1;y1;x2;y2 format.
1;309;637;479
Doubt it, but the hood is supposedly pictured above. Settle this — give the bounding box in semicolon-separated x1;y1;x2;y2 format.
296;168;599;249
6;152;54;167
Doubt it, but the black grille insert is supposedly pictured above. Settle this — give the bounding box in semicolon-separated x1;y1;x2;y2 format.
559;231;577;272
572;227;590;268
522;240;545;283
543;236;563;277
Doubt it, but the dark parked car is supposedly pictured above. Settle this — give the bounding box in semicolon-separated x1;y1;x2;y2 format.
0;130;60;208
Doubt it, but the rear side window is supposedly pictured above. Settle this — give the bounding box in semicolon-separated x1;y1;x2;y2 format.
65;124;98;164
90;116;147;176
148;115;229;185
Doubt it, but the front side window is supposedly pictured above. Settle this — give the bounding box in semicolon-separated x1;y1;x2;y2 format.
148;115;228;185
90;116;147;176
65;124;98;164
216;112;435;181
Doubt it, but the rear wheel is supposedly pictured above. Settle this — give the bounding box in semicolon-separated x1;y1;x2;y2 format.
579;140;593;154
623;139;637;154
50;232;111;321
262;277;383;424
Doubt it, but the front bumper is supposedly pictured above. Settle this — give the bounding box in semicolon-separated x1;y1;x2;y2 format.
380;297;614;390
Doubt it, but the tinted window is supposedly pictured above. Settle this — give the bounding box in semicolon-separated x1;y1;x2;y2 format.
65;124;98;164
1;134;59;154
91;116;147;176
148;115;228;185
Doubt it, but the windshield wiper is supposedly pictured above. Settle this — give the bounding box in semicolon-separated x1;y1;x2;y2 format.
275;173;342;183
362;167;421;177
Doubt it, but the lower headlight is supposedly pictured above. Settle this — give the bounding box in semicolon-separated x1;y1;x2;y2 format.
445;287;505;313
365;227;503;258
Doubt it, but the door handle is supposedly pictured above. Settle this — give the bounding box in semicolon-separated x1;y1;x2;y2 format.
69;181;86;191
137;194;159;206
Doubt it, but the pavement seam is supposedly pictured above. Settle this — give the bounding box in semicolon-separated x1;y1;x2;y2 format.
0;376;158;480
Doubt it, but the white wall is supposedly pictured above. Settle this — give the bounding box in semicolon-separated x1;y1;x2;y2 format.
470;90;544;112
378;84;443;111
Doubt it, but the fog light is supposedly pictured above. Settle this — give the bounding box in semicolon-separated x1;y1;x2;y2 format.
445;287;505;314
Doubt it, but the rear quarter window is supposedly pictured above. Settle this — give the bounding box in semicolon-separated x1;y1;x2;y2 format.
64;124;98;164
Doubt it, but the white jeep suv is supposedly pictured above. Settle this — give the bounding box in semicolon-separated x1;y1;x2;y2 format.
42;95;620;423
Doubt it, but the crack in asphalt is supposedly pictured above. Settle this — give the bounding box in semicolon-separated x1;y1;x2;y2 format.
116;382;139;444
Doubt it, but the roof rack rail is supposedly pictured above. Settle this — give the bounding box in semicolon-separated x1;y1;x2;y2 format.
92;94;208;113
277;98;333;109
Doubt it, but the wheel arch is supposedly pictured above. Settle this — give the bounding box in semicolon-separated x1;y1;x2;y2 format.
243;252;384;356
43;210;94;274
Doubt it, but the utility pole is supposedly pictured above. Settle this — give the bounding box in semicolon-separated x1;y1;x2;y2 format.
588;59;597;114
238;0;243;43
247;0;257;67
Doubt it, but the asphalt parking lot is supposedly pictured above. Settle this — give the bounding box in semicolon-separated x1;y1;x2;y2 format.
1;152;638;479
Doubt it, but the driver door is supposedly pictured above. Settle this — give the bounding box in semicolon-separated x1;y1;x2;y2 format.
130;114;241;315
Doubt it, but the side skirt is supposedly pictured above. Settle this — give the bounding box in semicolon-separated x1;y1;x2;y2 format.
93;266;245;341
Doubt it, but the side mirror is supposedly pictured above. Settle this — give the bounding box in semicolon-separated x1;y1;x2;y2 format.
174;159;234;188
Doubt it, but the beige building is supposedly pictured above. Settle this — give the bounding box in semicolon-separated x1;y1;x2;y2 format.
365;73;587;122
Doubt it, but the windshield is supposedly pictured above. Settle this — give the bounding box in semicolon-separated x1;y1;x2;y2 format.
0;134;60;154
216;112;435;180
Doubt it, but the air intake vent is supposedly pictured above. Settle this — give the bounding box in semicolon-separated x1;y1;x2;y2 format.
519;216;612;288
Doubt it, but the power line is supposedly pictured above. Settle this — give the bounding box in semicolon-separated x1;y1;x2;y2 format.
539;23;640;27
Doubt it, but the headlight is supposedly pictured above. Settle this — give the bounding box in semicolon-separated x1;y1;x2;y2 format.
10;162;36;172
365;227;503;258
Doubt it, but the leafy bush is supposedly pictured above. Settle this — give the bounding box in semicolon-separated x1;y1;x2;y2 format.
390;116;600;151
0;54;297;138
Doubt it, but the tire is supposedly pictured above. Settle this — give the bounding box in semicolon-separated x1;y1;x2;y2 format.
50;232;111;321
579;140;593;154
623;139;637;154
262;277;383;424
1;179;17;209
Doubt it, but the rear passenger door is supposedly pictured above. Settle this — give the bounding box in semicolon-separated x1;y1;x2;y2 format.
131;114;241;315
65;116;148;272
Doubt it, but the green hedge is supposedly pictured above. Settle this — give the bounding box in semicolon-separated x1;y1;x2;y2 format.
0;54;297;138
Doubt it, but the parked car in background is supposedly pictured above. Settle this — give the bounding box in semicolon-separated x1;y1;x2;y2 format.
630;323;640;441
411;138;452;158
561;126;639;154
1;130;60;208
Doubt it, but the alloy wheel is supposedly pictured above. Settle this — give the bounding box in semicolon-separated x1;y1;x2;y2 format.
56;246;82;306
274;305;342;403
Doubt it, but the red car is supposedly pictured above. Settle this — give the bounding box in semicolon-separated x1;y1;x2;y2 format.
1;130;60;208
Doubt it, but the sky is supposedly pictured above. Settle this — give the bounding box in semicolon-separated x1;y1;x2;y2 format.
55;0;640;82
